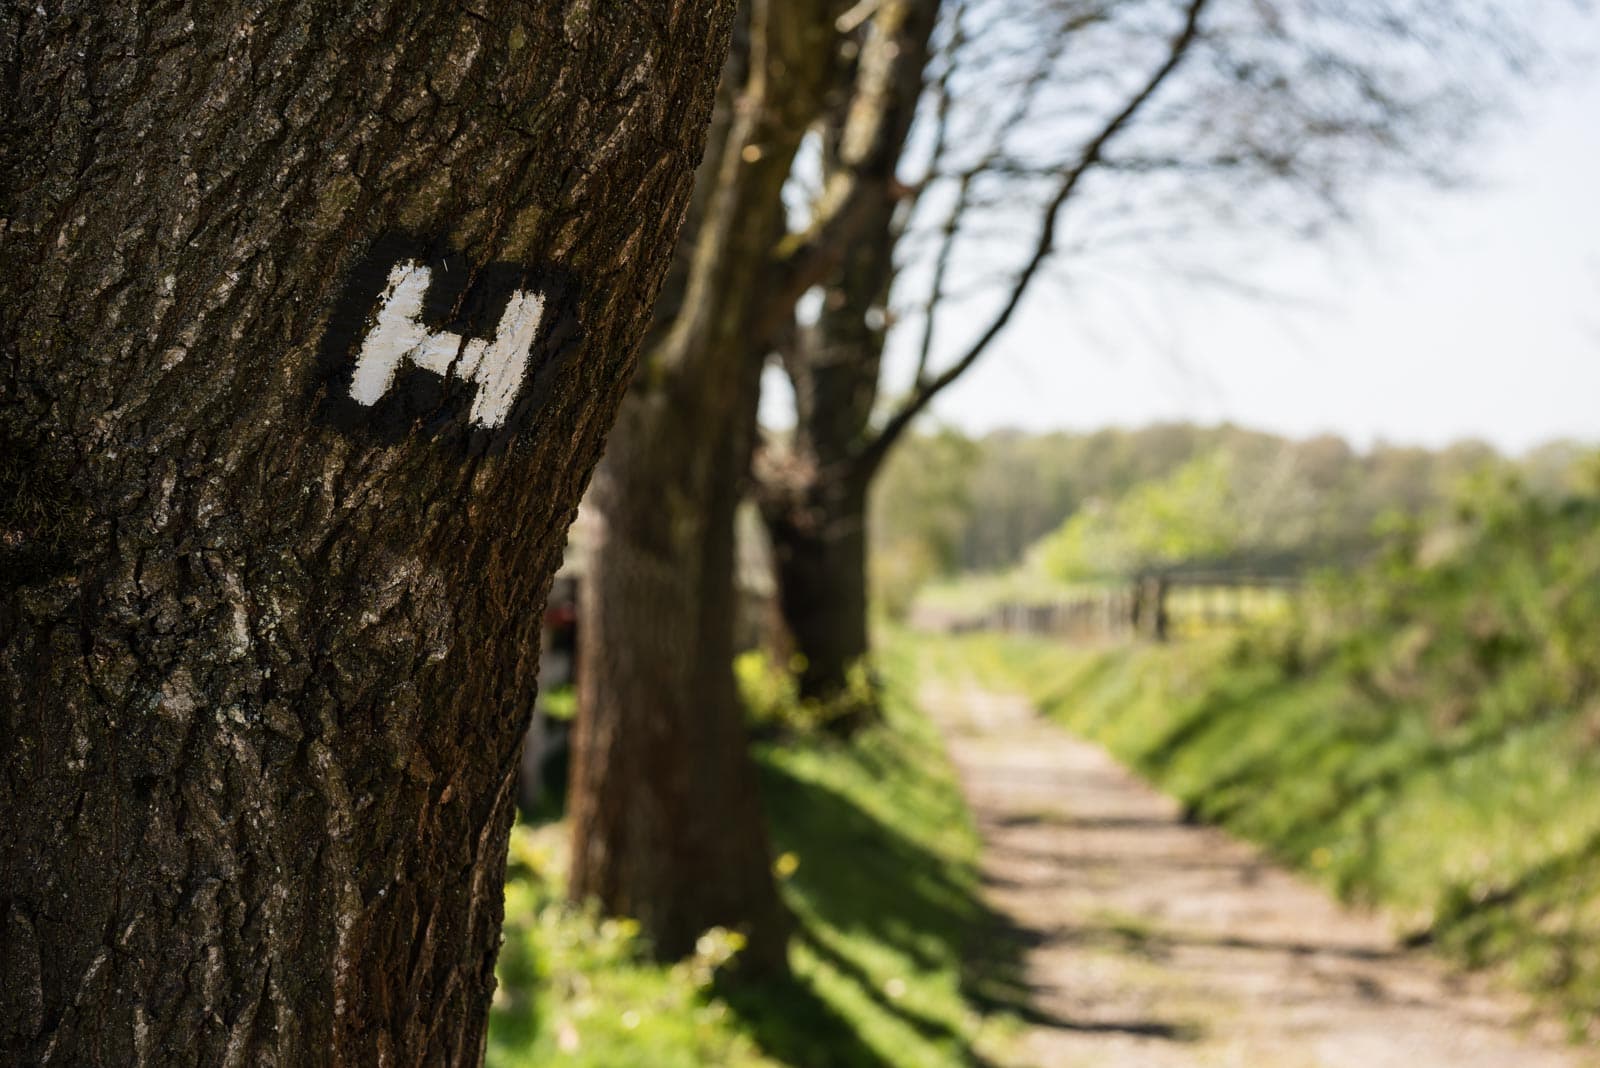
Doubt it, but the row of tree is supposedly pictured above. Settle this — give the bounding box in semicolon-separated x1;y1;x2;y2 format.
562;0;1562;998
0;0;1568;1061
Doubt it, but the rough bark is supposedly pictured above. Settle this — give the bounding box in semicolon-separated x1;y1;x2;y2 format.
0;3;733;1064
567;0;844;976
570;339;782;970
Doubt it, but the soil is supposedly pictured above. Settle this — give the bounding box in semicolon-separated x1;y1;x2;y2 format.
924;678;1593;1068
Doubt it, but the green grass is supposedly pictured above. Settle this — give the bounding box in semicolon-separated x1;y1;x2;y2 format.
929;627;1600;1044
916;567;1087;617
1159;583;1295;638
924;474;1600;1043
488;839;771;1068
486;642;1023;1067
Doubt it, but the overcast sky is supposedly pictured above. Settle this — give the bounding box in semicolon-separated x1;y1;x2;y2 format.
860;62;1600;455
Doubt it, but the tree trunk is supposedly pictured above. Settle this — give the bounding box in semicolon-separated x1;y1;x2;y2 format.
567;0;844;976
761;182;899;714
0;3;734;1064
569;345;789;972
755;0;939;715
762;475;872;709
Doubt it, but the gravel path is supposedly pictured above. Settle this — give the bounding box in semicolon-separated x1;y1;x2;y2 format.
924;678;1591;1068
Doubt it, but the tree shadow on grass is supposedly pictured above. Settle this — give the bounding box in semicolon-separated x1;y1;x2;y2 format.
795;927;1010;1067
1411;826;1600;1018
716;967;901;1068
744;757;1200;1063
1133;672;1297;771
757;759;980;971
1171;692;1549;904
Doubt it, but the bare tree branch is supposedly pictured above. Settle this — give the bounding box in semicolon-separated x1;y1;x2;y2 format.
863;0;1213;470
906;4;969;387
908;17;1067;391
755;0;941;345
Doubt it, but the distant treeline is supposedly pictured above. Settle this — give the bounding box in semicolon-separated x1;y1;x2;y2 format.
870;423;1596;606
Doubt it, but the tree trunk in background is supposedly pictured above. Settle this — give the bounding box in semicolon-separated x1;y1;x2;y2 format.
571;340;784;970
568;0;843;976
762;473;872;709
759;181;899;704
755;0;934;709
0;3;732;1063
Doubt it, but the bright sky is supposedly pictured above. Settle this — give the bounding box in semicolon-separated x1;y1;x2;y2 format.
881;65;1600;455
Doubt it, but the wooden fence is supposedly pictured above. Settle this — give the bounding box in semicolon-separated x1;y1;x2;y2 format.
946;573;1299;642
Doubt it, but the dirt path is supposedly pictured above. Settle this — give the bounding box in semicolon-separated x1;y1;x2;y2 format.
924;679;1591;1068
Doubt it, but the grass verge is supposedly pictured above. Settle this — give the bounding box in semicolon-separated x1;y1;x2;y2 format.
486;641;1022;1067
931;628;1600;1044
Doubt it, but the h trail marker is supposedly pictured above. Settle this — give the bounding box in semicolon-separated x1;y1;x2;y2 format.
316;236;581;450
349;261;546;430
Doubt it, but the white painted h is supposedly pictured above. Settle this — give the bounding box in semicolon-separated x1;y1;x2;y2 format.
349;261;545;429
